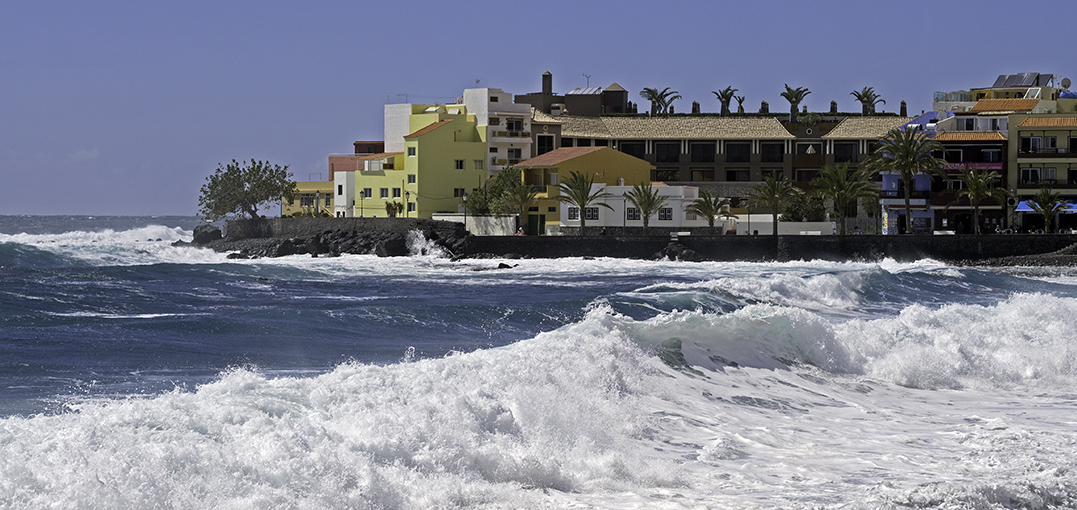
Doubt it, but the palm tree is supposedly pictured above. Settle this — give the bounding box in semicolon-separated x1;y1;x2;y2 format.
639;87;681;115
712;86;738;116
780;84;811;122
1029;187;1069;233
685;189;736;234
558;171;613;235
949;166;1009;234
734;95;746;114
810;164;877;235
850;87;886;115
501;179;539;231
748;174;803;236
625;182;669;235
864;126;943;234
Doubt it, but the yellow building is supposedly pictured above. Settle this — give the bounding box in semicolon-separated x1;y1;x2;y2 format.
515;147;654;234
282;180;334;217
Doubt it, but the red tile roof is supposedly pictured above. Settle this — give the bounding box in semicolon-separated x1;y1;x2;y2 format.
404;120;453;138
515;147;607;167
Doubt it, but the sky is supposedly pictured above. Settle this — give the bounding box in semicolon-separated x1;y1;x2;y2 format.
1;0;1071;216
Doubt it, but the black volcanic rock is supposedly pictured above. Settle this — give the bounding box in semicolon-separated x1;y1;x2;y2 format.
192;224;222;245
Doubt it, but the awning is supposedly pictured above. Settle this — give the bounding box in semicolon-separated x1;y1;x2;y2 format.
1016;200;1077;213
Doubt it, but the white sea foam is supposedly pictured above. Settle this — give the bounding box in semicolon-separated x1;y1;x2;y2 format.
4;302;1077;508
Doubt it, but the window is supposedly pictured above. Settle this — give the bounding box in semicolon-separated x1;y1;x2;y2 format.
300;194;314;207
1044;167;1057;182
537;135;554;155
626;207;641;221
324;194;331;207
568;207;579;220
408;174;416;183
528;206;539;212
490;96;499;103
982;149;1001;163
1021;167;1041;185
507;148;522;162
762;169;784;180
1070;137;1077;152
943;149;962;163
685;212;697;221
658;208;673;221
576;138;592;147
337;185;343;195
380;188;389;198
990;118;1001;131
506;118;523;131
655;142;680;163
407;202;415;212
1046;137;1058;150
455;160;464;170
725;142;751;163
834;143;858;163
620;142;645;158
726;169;750;181
393;188;401;198
474;160;484;171
362;188;371;198
548;207;556;213
407;147;416;156
760;143;784;163
490;146;498;154
594;139;608;147
690;169;715;181
561;137;574;148
690;142;716;163
453;188;466;198
489;117;500;125
584;207;600;221
1021;136;1042;153
653;169;679;181
962;118;975;131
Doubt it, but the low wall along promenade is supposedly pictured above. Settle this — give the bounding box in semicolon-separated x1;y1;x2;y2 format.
220;218;1077;263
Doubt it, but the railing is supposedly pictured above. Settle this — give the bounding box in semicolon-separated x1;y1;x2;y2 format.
690;154;716;163
725;154;751;163
1018;148;1072;157
880;190;931;199
834;154;859;164
760;153;784;163
492;130;531;138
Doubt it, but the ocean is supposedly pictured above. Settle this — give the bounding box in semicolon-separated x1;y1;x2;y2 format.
2;215;1077;509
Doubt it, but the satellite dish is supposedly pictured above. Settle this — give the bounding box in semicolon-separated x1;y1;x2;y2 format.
1062;78;1072;90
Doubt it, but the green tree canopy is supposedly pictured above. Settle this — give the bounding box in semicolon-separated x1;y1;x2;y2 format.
948;166;1009;234
1029;187;1069;232
748;174;803;236
198;159;298;222
625;182;669;235
850;86;885;115
558;171;613;235
864;127;943;234
712;86;738;116
810;163;877;235
780;84;811;122
639;87;681;115
684;189;736;233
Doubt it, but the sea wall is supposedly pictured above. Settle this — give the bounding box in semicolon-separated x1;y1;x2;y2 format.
462;233;1077;262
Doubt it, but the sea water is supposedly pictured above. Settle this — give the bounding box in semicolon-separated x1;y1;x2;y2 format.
2;216;1077;509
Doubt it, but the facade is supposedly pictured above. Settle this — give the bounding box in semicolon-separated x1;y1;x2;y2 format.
282;180;334;217
558;183;715;232
1009;114;1077;230
515;147;654;234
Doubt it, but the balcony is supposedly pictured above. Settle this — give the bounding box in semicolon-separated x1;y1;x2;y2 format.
793;154;824;167
1018;148;1074;158
940;162;1004;171
490;130;531;142
880;190;931;199
725;153;751;163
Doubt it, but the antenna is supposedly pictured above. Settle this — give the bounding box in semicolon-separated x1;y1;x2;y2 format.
475;79;481;85
583;74;591;87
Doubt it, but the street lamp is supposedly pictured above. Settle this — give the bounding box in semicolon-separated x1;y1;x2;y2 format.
405;191;411;218
360;192;364;218
622;192;627;236
462;193;468;231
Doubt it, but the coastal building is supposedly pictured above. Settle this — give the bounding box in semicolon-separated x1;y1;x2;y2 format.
1008;113;1077;230
556;182;720;232
515;147;654;234
282;180;334;217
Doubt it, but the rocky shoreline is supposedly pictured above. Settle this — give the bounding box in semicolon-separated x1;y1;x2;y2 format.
180;221;469;259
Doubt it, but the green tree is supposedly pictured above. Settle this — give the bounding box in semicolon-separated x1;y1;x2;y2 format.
949;166;1009;234
464;167;520;216
499;178;540;227
558;171;613;235
712;86;738;116
864;127;943;234
384;201;404;218
1029;187;1069;232
639;87;681;115
625;182;669;235
810;164;877;235
748;174;803;236
850;86;886;115
734;95;746;114
198;159;298;221
684;189;736;233
780;84;811;122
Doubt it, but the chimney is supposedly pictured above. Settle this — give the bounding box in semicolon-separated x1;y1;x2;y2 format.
900;100;907;117
542;71;552;95
691;101;700;114
760;100;769;114
830;100;838;114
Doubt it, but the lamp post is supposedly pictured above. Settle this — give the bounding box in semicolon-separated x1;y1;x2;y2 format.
405;191;411;218
360;192;364;218
622;193;627;236
462;193;468;231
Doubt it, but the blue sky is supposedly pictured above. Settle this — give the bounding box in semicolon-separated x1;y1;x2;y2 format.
1;0;1070;215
